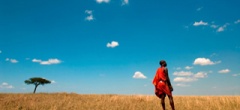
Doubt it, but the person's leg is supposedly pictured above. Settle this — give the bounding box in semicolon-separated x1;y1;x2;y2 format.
168;95;175;110
160;94;166;110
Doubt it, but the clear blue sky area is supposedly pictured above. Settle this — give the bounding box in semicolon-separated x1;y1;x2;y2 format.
1;0;240;95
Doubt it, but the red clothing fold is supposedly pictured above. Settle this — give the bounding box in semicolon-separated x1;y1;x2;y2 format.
153;67;172;96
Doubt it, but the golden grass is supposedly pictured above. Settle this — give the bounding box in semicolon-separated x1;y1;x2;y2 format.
0;93;239;110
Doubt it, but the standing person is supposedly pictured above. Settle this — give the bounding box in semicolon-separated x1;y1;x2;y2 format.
153;60;175;110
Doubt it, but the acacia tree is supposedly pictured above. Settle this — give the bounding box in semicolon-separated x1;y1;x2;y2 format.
24;77;51;93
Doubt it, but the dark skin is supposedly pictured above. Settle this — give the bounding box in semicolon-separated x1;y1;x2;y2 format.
157;61;175;110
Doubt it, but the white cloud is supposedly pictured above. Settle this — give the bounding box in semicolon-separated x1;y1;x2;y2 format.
0;50;1;53
2;82;8;86
10;59;18;63
122;0;129;5
41;59;61;65
234;19;240;24
6;58;18;63
173;71;193;76
0;82;14;89
86;15;94;21
32;59;41;63
85;10;94;21
96;0;110;3
217;23;229;32
193;20;208;26
218;69;230;74
32;58;61;65
194;72;208;78
51;80;56;84
85;10;92;14
133;71;147;79
173;71;209;83
185;66;193;70
107;41;119;48
173;77;197;82
176;83;190;87
217;26;224;32
193;58;220;66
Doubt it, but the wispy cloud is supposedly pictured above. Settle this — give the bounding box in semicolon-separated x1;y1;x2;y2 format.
133;71;147;79
85;10;94;21
193;20;208;26
25;58;30;60
210;25;218;29
51;80;56;84
218;69;230;74
122;0;129;5
232;73;240;77
32;59;41;63
173;71;208;83
193;19;239;32
176;83;190;87
210;53;218;57
85;15;94;21
234;19;240;24
174;77;197;82
0;50;2;54
212;86;217;89
0;82;14;89
173;71;193;77
96;0;110;3
175;67;181;70
193;58;221;66
6;58;18;63
32;58;61;65
194;72;208;78
184;26;189;29
217;23;229;32
185;66;193;70
107;41;119;48
41;59;61;65
197;7;203;11
217;27;224;32
85;10;92;15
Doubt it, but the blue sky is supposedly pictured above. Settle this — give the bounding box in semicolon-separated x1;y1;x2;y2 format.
0;0;240;95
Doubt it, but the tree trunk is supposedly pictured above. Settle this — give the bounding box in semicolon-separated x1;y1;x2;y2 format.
33;85;38;93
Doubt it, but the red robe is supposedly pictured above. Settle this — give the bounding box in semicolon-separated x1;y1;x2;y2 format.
153;67;172;96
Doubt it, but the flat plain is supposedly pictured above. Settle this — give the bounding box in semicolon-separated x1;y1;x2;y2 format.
0;93;239;110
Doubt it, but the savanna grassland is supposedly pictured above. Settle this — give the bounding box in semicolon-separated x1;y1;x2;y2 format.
0;93;240;110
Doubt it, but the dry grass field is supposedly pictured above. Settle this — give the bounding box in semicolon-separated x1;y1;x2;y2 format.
0;93;239;110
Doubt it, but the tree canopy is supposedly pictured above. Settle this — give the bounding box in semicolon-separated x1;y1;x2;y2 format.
25;77;51;93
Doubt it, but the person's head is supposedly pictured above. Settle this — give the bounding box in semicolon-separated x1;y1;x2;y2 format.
159;60;167;67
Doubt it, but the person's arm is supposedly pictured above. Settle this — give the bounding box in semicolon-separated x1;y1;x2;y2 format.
165;67;173;91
